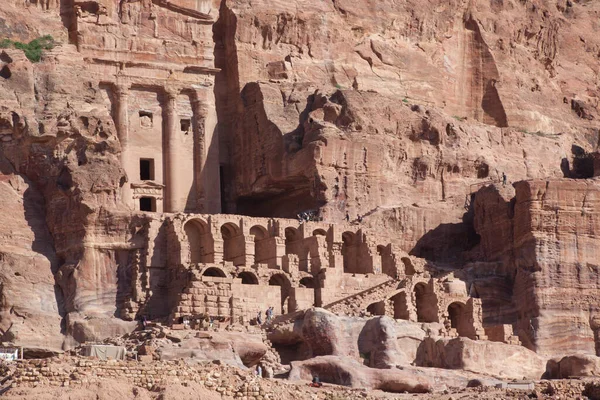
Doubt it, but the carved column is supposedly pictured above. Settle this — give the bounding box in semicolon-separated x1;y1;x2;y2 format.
192;87;220;213
191;94;207;212
113;83;133;209
163;87;181;212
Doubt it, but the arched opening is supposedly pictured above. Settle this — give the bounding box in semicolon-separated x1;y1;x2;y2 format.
250;225;269;265
312;229;327;237
342;231;357;273
414;283;438;323
238;271;259;285
184;219;214;264
285;227;308;272
448;302;472;338
378;244;396;278
285;227;301;245
202;267;227;278
401;257;416;276
342;231;373;274
299;277;315;288
367;301;386;316
390;291;409;320
221;222;245;265
269;273;292;313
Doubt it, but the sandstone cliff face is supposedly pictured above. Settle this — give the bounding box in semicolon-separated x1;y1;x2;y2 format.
0;157;62;354
214;0;600;261
0;36;144;347
471;179;600;358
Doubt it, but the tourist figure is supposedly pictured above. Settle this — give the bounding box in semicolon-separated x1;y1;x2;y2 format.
265;306;273;323
141;315;148;330
310;375;322;388
502;172;507;186
256;365;262;377
345;212;350;222
256;310;262;325
357;214;363;223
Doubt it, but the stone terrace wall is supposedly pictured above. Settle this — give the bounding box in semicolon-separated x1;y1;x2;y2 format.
10;357;269;398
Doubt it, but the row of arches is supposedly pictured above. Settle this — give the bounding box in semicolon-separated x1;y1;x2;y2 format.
184;218;403;276
365;283;473;338
185;219;266;265
198;266;295;310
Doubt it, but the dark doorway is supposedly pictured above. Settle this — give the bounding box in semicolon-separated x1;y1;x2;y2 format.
139;197;156;212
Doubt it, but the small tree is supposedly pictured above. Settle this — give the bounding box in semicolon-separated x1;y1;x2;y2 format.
0;35;56;63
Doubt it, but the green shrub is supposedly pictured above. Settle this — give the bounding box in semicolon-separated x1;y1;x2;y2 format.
0;35;55;62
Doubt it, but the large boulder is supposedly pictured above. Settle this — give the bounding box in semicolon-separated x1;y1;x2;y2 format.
416;337;545;380
553;354;600;378
301;308;362;358
358;316;426;368
288;355;431;393
157;332;267;368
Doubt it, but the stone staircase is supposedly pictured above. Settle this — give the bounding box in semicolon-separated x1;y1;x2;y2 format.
324;278;402;316
258;330;287;376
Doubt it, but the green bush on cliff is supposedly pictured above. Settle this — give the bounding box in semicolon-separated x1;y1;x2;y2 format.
0;35;56;63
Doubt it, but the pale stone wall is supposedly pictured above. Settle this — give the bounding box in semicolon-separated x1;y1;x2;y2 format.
10;357;268;398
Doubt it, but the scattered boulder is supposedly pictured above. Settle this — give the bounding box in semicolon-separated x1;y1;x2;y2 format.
553;354;600;378
157;332;267;368
288;355;431;393
415;337;545;380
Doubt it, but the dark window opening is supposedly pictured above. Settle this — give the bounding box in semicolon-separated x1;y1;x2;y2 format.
140;158;154;181
180;119;191;133
0;66;11;79
139;197;156;212
139;111;153;127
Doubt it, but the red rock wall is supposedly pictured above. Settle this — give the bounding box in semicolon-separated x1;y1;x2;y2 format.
474;180;600;358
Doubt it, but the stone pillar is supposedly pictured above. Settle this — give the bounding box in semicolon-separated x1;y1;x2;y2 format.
274;237;286;268
191;94;207;212
113;83;133;209
245;237;255;266
369;244;381;274
192;87;220;213
163;87;181;212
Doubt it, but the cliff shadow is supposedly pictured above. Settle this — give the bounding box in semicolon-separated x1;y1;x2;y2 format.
409;218;480;263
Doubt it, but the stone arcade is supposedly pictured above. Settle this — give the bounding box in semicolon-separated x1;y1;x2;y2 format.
113;212;521;346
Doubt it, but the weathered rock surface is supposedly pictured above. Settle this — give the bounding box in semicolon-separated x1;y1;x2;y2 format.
416;337;545;380
0;156;63;353
547;354;600;379
217;0;600;242
157;332;267;368
472;179;600;359
272;308;542;380
288;355;431;393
